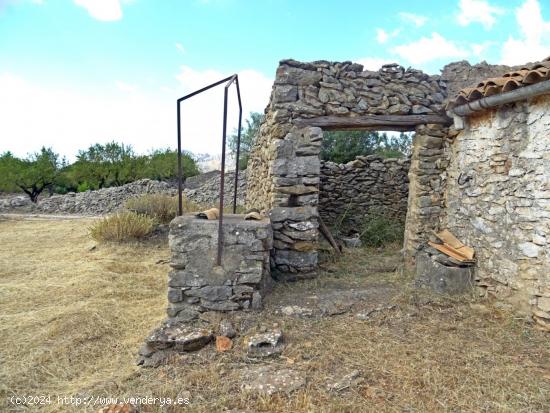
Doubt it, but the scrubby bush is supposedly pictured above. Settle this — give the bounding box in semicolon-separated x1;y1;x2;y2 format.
89;211;154;242
125;194;203;224
125;194;178;224
359;211;404;247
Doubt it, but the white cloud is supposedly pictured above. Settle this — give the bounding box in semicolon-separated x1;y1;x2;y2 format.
73;0;124;21
175;43;186;54
0;67;273;161
399;12;428;27
356;57;395;71
457;0;504;29
375;28;400;44
471;41;494;57
116;81;137;92
501;0;550;65
392;32;469;65
376;29;389;44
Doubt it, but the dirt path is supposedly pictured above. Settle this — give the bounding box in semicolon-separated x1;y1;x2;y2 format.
0;213;97;220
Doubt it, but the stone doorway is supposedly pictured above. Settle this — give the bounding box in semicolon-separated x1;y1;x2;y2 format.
245;59;452;278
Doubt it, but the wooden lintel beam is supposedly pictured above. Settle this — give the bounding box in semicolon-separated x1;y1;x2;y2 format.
295;114;452;131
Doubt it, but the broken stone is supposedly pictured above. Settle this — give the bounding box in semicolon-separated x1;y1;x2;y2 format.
215;336;233;352
251;291;263;310
280;305;314;317
246;329;284;357
146;322;213;352
200;300;240;312
240;365;305;395
326;370;363;392
218;319;237;338
341;236;362;248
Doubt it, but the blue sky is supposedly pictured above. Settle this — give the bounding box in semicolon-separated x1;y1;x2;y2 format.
1;0;549;161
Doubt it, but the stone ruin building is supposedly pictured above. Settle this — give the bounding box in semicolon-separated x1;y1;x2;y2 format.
243;57;550;328
144;57;550;361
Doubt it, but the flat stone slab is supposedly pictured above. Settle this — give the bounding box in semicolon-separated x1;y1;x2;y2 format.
246;329;284;358
146;321;213;352
240;366;305;395
275;287;397;318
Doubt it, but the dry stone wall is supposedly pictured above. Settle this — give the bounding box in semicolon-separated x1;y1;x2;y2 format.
444;95;550;328
0;171;247;216
319;155;410;229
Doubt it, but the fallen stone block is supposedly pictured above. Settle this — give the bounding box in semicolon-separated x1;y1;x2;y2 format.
246;329;284;358
415;251;473;295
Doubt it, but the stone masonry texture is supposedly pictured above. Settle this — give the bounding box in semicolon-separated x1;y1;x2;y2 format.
444;94;550;328
167;214;273;320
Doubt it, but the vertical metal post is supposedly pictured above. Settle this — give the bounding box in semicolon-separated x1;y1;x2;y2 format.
233;78;243;213
217;85;230;266
177;101;183;216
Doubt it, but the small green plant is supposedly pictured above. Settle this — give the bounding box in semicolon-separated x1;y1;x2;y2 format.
89;211;154;242
359;211;404;247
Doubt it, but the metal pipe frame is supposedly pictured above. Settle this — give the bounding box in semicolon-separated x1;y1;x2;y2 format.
176;74;242;266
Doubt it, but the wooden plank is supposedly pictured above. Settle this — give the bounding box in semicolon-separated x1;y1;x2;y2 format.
435;229;475;260
318;216;342;255
296;114;452;131
428;241;476;263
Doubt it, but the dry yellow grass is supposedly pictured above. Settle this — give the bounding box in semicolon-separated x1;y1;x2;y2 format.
0;216;549;413
89;211;155;242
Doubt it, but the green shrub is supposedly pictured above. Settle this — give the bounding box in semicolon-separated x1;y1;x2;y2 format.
359;211;404;248
89;211;154;242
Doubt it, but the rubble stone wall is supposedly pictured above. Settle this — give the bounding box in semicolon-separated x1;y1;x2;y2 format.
404;124;452;258
319;156;410;229
444;95;550;328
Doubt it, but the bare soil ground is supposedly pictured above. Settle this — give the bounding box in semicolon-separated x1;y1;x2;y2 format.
0;216;548;413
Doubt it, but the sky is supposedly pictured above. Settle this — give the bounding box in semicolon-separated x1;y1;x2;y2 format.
1;0;550;161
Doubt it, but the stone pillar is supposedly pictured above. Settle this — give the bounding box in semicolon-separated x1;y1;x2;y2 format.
267;126;322;279
403;124;449;261
167;214;273;320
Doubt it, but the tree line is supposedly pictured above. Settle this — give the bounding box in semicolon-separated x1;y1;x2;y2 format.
1;112;413;203
0;143;199;202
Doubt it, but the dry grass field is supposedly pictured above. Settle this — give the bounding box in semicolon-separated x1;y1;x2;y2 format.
0;216;549;413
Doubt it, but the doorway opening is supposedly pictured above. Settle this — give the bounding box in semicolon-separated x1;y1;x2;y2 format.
318;129;414;256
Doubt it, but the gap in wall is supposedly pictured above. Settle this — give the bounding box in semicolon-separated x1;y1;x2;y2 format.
318;129;414;254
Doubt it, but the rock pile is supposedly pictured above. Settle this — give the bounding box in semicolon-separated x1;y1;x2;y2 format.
0;170;247;216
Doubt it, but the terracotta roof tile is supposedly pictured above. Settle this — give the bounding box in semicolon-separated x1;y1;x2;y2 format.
448;56;550;109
